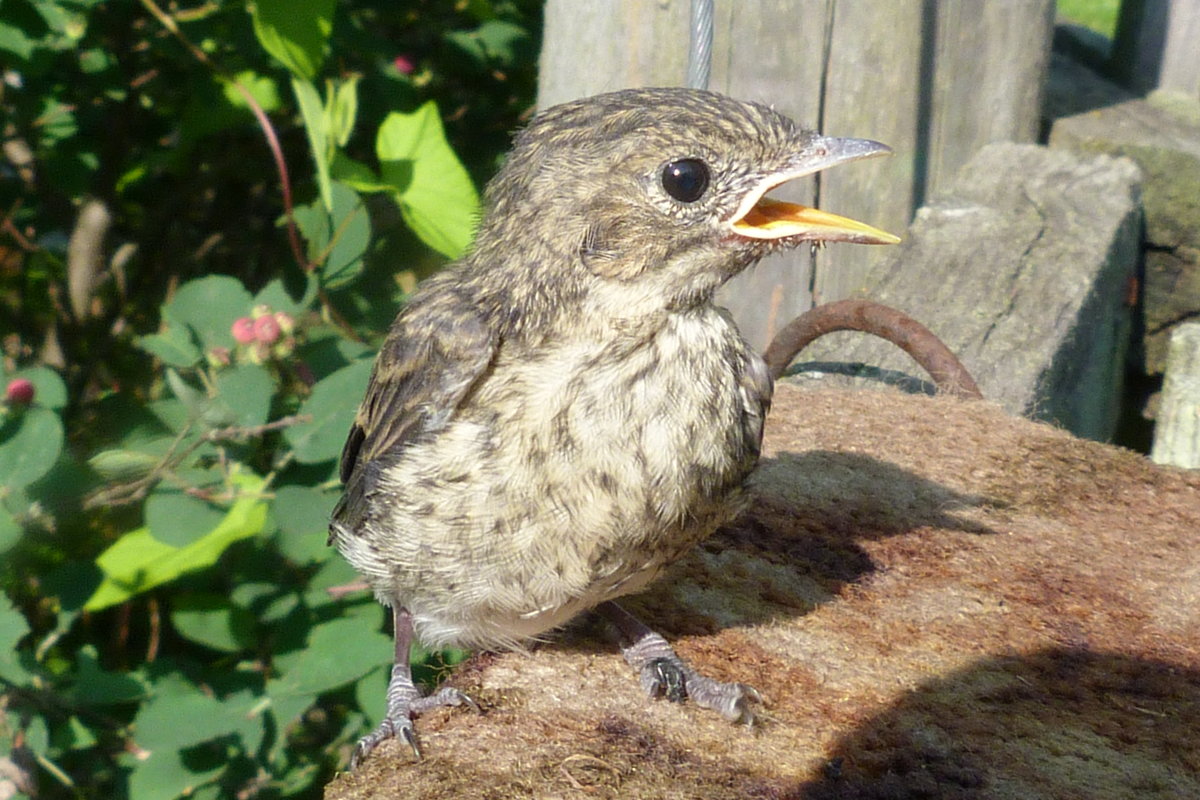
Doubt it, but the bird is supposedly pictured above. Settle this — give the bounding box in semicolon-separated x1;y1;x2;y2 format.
328;86;899;768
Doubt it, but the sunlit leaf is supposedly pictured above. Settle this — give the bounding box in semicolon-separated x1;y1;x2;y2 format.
249;0;334;80
84;472;268;611
293;77;332;211
377;102;480;258
221;70;282;114
326;75;360;148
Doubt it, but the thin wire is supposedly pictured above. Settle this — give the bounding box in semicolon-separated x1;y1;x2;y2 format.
686;0;713;90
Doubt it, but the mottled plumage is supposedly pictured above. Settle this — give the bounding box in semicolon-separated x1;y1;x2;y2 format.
329;87;897;766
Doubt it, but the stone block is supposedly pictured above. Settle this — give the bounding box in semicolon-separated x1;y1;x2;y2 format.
791;142;1142;442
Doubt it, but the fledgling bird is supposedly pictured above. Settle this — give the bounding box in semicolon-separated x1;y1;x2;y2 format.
329;87;899;767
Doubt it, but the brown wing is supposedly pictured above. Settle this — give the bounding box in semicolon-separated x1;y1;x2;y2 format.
332;282;496;533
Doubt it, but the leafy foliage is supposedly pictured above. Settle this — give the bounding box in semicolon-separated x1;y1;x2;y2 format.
0;1;537;797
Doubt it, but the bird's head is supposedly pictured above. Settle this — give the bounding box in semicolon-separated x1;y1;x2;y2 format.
471;87;899;324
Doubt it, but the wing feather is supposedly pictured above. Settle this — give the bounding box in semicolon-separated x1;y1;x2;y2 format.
332;282;496;533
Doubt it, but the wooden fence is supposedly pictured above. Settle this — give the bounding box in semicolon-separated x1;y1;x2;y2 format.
538;0;1199;351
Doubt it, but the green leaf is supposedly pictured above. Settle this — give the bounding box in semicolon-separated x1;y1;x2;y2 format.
253;277;314;315
70;646;148;706
139;327;201;368
85;472;268;611
326;75;359;148
166;275;254;352
377;101;480;258
38;99;79;146
0;407;64;490
321;182;369;288
58;715;99;750
0;23;36;60
145;488;227;548
164;369;206;418
220;70;282;114
354;669;387;722
131;678;263;797
293;184;369;289
330;151;389;194
0;596;31;684
272;485;336;564
284;359;372;463
128;747;218;800
249;0;334;80
271;617;393;697
88;448;160;481
293;77;332;211
171;593;256;652
475;20;532;66
213;364;274;430
0;509;19;553
443;30;488;71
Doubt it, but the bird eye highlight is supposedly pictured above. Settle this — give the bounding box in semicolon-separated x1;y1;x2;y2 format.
661;158;710;203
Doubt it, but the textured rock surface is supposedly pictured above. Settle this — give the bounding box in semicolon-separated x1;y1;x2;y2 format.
325;386;1200;800
791;142;1142;441
1048;71;1200;376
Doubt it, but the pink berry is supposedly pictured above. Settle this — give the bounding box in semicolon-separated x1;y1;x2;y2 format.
6;378;35;406
231;317;256;344
253;314;281;344
393;54;416;75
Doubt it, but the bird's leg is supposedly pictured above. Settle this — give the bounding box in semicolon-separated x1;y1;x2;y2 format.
597;601;762;724
350;606;478;769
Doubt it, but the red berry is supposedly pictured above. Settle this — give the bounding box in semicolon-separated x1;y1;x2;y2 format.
393;54;416;75
253;314;281;344
231;317;256;344
6;378;35;406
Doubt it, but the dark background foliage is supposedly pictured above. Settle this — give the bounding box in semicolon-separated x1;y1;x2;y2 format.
1;2;539;797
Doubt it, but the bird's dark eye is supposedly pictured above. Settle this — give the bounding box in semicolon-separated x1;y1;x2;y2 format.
661;158;710;203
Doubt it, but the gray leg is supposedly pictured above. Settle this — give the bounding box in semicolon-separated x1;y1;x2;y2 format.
350;606;477;769
597;601;762;724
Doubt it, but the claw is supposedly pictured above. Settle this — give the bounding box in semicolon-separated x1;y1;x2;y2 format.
400;724;422;760
646;657;687;703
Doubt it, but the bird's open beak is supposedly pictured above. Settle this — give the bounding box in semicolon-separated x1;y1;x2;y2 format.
729;136;901;245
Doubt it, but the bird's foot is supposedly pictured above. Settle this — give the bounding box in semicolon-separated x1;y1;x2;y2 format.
599;602;763;725
350;682;478;769
627;635;762;724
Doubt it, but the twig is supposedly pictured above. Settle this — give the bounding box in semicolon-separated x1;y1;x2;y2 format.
137;0;311;273
204;413;312;443
83;413;312;510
